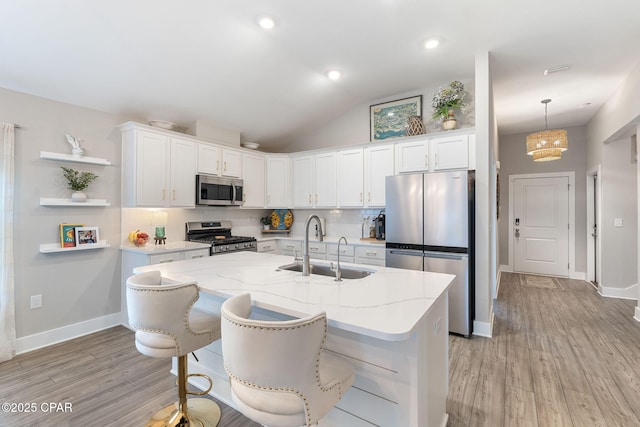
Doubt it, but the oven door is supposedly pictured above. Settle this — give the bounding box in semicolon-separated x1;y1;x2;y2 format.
196;175;244;206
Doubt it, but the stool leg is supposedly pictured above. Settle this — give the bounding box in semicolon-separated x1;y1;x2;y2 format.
145;355;221;427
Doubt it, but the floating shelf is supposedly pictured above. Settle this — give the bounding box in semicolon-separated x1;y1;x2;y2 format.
39;240;110;253
40;198;111;207
40;151;112;166
261;229;291;234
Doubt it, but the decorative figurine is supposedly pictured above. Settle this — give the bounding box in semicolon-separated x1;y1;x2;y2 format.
65;133;84;157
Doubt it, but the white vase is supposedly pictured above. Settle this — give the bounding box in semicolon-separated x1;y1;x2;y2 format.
263;224;270;231
71;191;87;202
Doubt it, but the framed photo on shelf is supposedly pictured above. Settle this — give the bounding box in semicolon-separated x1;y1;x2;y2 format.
370;95;422;141
75;226;100;246
60;223;84;248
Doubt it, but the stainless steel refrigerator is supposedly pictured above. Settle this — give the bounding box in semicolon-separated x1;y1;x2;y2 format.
385;170;475;336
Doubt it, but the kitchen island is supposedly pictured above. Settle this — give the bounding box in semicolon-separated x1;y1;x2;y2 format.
134;251;453;427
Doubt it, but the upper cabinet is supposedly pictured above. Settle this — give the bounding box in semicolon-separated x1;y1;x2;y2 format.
430;134;469;170
197;143;242;178
364;144;394;207
338;148;364;207
266;156;290;208
242;152;266;208
396;131;474;174
395;138;430;173
292;153;337;208
121;124;196;208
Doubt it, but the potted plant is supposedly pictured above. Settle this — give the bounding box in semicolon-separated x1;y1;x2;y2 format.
60;166;98;202
431;81;467;130
260;216;271;231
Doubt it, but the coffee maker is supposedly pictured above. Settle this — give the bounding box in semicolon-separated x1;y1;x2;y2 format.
374;211;385;240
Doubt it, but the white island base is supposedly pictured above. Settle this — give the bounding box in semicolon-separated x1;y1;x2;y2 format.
136;252;451;427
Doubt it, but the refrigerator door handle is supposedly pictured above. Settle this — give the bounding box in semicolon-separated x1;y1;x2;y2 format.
388;249;423;257
424;251;466;261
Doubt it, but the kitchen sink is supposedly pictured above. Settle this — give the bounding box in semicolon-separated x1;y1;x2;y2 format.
277;262;374;280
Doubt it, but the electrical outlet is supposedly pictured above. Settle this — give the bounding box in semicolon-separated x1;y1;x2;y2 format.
30;294;42;309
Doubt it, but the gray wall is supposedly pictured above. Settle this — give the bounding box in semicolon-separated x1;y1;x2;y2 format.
498;126;588;273
600;137;637;288
0;87;123;338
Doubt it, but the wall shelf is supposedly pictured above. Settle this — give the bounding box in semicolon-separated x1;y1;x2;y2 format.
40;198;111;207
40;151;112;166
39;240;110;253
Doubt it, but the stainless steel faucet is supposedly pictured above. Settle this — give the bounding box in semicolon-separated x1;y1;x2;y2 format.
334;236;348;281
303;215;324;276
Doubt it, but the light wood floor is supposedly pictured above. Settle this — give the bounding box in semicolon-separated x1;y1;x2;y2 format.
1;272;639;426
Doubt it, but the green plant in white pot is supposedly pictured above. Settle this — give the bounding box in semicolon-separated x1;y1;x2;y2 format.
61;166;98;202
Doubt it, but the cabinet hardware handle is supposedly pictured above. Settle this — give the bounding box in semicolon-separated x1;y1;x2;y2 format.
315;193;318;203
366;251;376;255
425;154;428;167
162;189;166;200
368;192;371;202
191;255;204;259
172;189;176;200
308;194;312;204
216;160;220;171
243;193;246;200
263;245;271;249
435;153;438;166
224;161;227;172
360;192;363;202
286;245;295;249
159;259;173;263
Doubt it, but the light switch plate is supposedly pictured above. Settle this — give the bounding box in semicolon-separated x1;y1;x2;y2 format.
614;218;623;227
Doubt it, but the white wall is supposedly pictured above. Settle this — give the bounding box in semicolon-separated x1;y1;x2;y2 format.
0;87;123;345
498;126;588;274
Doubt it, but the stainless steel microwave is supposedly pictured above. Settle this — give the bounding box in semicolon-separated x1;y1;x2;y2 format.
196;174;244;206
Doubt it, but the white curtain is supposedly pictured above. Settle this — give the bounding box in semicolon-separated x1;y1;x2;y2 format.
0;123;16;361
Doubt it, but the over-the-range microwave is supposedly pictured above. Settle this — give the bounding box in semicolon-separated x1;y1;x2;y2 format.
196;174;244;206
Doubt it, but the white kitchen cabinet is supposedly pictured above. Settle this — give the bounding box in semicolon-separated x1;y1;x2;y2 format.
242;152;266;208
338;148;364;207
307;241;326;260
355;245;386;266
197;144;242;178
278;240;302;257
257;240;277;253
197;143;220;175
292;153;337;208
266;156;289;208
430;134;469;170
395;138;430;173
365;144;394;207
314;152;337;207
121;124;196;207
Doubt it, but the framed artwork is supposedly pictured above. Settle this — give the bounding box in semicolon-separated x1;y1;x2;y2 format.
75;226;100;246
370;95;422;141
60;223;84;248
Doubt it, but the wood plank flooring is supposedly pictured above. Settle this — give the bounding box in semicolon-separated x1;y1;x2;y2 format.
1;272;639;426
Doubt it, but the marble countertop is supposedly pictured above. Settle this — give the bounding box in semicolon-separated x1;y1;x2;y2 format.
120;240;211;254
134;251;453;341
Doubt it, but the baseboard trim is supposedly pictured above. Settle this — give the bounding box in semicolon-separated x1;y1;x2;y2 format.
499;264;512;273
16;312;122;355
473;311;494;338
635;306;640;323
598;283;638;301
570;271;586;280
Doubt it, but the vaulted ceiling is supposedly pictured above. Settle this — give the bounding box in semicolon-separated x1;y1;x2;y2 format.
1;1;639;150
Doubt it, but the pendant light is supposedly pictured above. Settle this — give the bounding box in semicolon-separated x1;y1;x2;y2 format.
526;99;568;161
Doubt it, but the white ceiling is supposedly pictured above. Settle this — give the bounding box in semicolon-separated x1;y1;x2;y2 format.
1;1;639;150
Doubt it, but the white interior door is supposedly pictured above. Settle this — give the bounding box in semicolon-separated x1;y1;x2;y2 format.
513;176;569;276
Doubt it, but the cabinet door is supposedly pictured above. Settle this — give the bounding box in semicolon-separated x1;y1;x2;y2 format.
365;144;394;207
431;134;469;170
314;152;337;207
242;152;266;208
292;155;314;207
395;139;429;173
338;149;364;207
169;138;196;207
222;148;242;178
266;156;289;208
135;130;169;206
197;143;220;175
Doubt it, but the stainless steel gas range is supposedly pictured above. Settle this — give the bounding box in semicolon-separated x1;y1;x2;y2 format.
185;221;257;255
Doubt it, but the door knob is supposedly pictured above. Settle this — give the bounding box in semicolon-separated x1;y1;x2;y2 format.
515;228;520;238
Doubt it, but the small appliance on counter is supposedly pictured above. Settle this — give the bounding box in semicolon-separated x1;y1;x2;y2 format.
374;211;385;240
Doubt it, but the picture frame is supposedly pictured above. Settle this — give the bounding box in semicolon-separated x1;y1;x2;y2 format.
60;223;84;248
370;95;422;141
75;226;100;246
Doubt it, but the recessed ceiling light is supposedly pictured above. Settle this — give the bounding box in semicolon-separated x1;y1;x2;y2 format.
327;70;341;81
424;38;440;49
258;17;275;30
